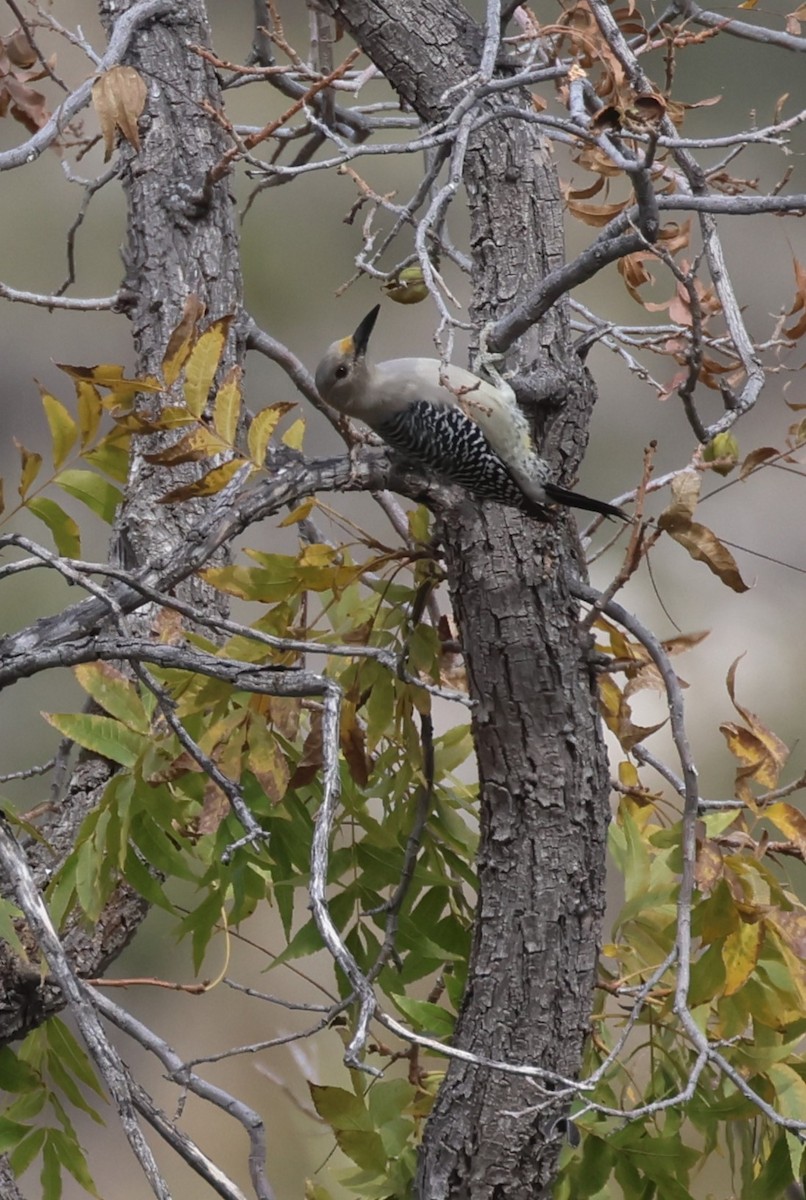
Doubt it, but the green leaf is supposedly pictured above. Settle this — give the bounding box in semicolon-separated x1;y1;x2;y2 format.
55;468;122;523
769;1064;806;1177
41;1131;62;1200
0;1115;33;1154
0;899;28;962
8;1125;46;1175
122;845;174;911
0;1045;41;1093
45;1018;106;1100
41;391;78;470
334;1127;388;1174
26;498;81;557
178;887;225;972
390;994;455;1037
42;712;143;767
270;917;324;967
366;1078;415;1129
82;434;131;483
434;724;474;775
309;1084;372;1131
74;664;150;732
75;827;115;921
46;1128;100;1196
746;1134;793;1200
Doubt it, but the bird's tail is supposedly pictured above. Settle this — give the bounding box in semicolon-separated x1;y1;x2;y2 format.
543;481;629;521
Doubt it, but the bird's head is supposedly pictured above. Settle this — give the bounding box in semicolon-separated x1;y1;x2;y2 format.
314;305;380;416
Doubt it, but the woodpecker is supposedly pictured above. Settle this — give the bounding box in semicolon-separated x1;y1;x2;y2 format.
315;305;627;522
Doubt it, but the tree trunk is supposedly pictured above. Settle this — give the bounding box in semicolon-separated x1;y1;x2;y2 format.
322;3;611;1195
0;0;243;1043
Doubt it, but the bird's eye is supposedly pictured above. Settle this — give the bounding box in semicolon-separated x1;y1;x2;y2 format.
334;364;349;379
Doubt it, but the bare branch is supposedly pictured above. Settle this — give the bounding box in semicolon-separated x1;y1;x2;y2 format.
0;819;172;1199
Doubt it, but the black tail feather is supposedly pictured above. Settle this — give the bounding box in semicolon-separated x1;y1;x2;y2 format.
543;481;629;521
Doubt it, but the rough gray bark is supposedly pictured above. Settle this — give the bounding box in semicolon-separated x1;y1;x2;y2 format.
0;0;242;1043
321;3;611;1196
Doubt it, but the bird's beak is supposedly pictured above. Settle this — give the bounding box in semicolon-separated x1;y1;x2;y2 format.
351;305;380;359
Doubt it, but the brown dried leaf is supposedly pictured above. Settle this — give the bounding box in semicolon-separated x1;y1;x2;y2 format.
197;782;231;836
631;92;666;123
725;657;789;786
92;65;147;161
0;53;49;135
661;518;750;593
143;426;229;465
268;697;302;742
158;457;251;503
694;840;724;894
665;469;701;519
598;674;666;751
4;28;36;69
740;446;779;479
162;296;206;387
657;220;691;255
567;198;629;226
770;907;806;958
340;703;371;787
564;176;606;201
590;105;622;132
618;252;655;301
289;713;323;789
248;720;290;806
785;256;806;315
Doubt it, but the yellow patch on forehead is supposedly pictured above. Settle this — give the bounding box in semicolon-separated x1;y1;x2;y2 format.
338;335;355;354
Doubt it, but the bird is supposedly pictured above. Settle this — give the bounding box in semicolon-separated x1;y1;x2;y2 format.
315;305;627;522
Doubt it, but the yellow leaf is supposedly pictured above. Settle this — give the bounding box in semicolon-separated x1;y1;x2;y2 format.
15;439;42;499
618;760;640;789
158;457;251;503
299;543;335;568
279;498;315;527
247;720;290;805
213;367;242;444
247;404;293;465
162;295;206;387
40;390;78;470
722;919;762;995
282;418;305;450
766;802;806;856
183;317;232;418
92;65;147;161
76;381;102;448
57;362;162;402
